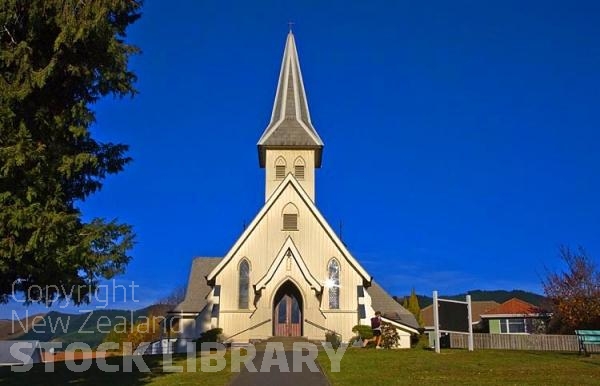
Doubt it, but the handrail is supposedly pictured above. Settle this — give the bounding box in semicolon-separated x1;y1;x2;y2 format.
227;319;271;341
304;319;340;336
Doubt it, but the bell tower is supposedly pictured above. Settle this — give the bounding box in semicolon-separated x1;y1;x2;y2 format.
257;32;324;202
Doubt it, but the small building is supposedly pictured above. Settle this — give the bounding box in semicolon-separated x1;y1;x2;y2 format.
480;298;547;334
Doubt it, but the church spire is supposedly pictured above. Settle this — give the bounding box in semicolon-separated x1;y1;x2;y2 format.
257;32;324;168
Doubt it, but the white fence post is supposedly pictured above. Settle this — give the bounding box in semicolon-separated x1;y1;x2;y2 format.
466;295;474;351
433;290;440;353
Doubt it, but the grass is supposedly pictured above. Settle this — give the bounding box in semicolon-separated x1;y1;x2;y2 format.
0;351;233;386
317;347;600;385
2;347;600;385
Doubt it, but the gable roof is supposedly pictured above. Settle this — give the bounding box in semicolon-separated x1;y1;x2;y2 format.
254;236;322;294
480;298;541;317
368;282;420;330
207;173;372;284
421;300;499;327
257;32;324;167
171;257;222;313
381;317;420;335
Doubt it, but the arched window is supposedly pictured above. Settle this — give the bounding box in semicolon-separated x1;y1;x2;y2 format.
294;157;305;180
282;202;299;231
275;157;286;180
239;259;250;309
328;259;340;309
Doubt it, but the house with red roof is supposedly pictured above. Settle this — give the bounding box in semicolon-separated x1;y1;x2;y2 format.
480;298;548;334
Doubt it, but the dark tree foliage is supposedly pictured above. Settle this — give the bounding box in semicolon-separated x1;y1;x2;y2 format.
0;0;141;305
157;285;187;307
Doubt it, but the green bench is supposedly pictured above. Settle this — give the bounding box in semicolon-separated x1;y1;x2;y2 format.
575;330;600;355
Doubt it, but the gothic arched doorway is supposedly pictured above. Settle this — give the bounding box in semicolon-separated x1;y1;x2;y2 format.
273;280;303;336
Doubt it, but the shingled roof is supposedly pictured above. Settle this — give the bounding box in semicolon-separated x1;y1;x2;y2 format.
257;32;324;167
368;281;421;330
171;257;222;313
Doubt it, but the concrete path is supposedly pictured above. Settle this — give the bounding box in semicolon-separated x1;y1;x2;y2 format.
229;338;329;386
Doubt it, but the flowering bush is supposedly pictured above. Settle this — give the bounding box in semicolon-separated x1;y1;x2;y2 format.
381;322;400;349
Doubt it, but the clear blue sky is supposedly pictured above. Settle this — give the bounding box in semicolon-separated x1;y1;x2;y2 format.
6;0;600;317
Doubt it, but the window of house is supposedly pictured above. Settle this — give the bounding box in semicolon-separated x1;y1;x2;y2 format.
508;319;526;333
328;259;340;309
238;260;250;309
500;318;526;333
294;157;305;180
275;157;286;179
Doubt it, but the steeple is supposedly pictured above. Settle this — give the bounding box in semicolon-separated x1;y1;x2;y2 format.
257;32;324;168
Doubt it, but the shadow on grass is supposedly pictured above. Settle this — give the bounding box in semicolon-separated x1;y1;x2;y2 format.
0;353;215;385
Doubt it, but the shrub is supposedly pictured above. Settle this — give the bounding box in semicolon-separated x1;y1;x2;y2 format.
194;328;223;347
413;333;430;350
325;331;342;349
381;322;400;349
352;324;373;340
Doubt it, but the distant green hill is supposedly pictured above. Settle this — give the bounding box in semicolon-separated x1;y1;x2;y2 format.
396;289;547;308
16;305;168;349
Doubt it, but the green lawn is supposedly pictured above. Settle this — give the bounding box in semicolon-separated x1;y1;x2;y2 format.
0;352;233;386
1;348;599;385
317;348;600;385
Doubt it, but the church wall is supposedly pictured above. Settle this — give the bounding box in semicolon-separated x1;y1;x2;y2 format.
265;149;315;201
214;182;367;342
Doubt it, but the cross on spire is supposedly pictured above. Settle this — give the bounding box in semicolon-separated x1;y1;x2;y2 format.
288;21;295;32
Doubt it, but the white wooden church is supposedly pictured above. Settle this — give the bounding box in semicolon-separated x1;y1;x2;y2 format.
169;32;419;348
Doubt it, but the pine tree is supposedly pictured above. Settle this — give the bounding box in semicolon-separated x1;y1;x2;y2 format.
407;288;424;327
1;0;141;304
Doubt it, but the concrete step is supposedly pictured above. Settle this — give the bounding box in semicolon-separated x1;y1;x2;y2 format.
251;336;320;351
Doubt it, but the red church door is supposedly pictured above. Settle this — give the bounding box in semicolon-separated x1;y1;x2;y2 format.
273;282;302;336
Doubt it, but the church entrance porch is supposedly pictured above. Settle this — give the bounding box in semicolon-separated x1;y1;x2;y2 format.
273;281;303;336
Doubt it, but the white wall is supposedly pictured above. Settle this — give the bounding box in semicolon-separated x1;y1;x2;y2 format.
265;149;316;201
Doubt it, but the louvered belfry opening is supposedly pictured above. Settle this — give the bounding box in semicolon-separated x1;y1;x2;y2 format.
283;213;298;230
294;165;305;179
275;165;286;179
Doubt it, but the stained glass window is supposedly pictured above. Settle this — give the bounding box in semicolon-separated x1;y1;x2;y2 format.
239;260;249;309
291;297;300;323
328;259;340;309
278;298;287;323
